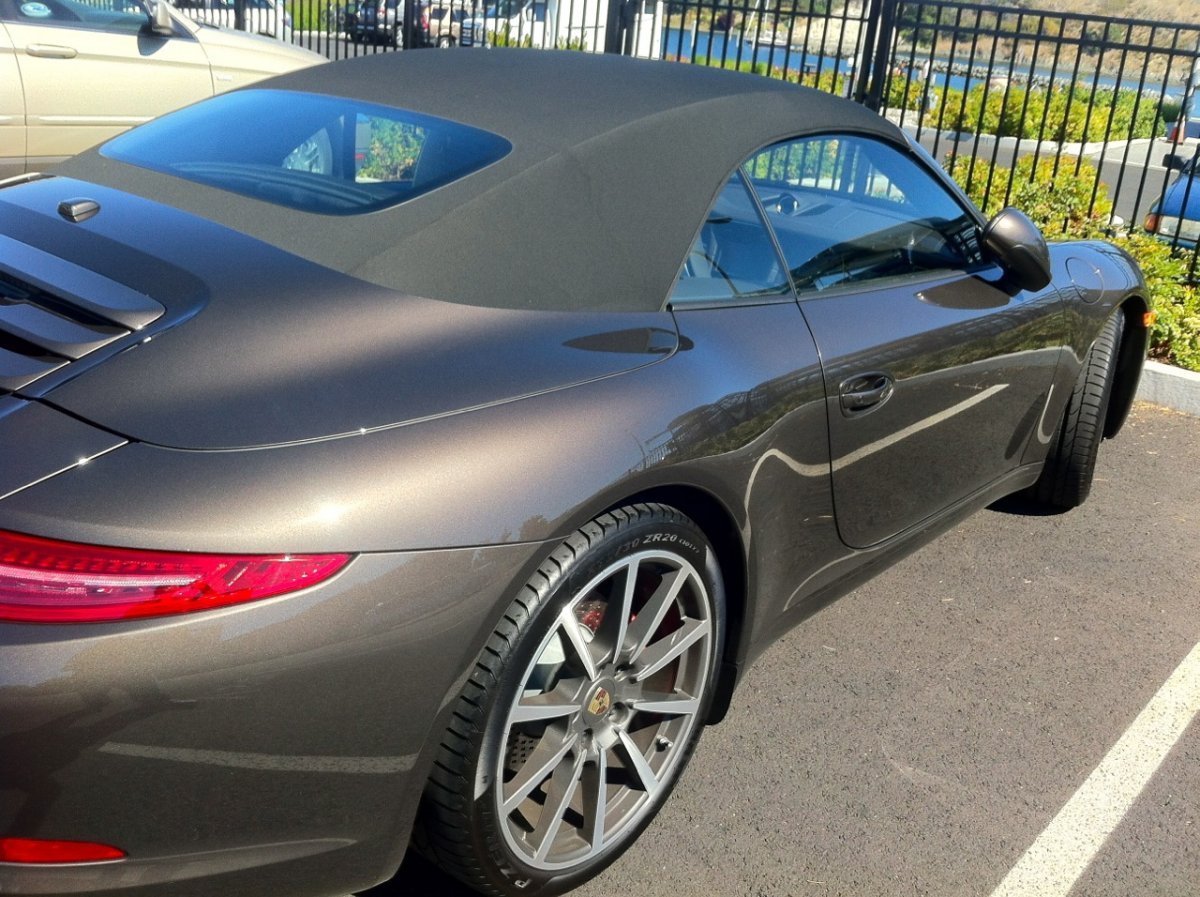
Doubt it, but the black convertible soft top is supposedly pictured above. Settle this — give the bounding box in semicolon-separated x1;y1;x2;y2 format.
61;50;903;312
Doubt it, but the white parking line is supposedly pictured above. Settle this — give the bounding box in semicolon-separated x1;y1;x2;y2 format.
989;640;1200;897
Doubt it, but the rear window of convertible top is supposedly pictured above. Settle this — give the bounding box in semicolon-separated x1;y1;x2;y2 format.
101;89;512;216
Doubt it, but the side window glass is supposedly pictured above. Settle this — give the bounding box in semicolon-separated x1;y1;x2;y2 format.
744;135;985;294
1;0;149;32
669;170;792;306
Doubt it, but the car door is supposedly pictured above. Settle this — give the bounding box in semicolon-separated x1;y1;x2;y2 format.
0;20;24;177
0;0;213;168
744;134;1065;549
666;168;837;627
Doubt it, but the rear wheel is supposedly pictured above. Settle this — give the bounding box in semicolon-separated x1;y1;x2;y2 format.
1030;309;1124;509
418;504;723;897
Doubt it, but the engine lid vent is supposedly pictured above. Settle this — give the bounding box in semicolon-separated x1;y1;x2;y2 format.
0;233;165;394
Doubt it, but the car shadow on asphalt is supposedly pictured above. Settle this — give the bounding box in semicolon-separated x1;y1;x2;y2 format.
356;850;481;896
987;493;1069;517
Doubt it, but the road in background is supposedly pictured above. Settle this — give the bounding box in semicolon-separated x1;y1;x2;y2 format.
364;402;1200;897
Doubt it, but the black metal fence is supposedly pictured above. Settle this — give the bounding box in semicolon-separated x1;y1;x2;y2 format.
182;0;1200;264
872;1;1200;268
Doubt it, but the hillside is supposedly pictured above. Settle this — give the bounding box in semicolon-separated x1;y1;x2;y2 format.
976;0;1200;26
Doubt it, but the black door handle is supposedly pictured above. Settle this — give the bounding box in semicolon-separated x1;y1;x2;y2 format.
839;372;894;415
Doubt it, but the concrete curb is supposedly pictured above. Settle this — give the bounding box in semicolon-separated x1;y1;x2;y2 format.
1136;360;1200;417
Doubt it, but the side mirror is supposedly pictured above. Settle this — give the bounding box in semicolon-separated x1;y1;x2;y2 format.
981;207;1052;292
146;0;176;36
1164;153;1187;172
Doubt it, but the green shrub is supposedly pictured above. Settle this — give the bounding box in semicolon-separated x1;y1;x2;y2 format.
946;154;1113;237
1114;233;1200;371
485;27;534;47
664;54;846;93
285;0;328;32
887;76;1170;143
947;154;1200;372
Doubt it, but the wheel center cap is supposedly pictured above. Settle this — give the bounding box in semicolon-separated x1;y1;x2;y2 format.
585;681;616;720
588;687;612;717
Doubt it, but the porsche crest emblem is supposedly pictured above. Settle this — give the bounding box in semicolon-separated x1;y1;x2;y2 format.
588;687;612;717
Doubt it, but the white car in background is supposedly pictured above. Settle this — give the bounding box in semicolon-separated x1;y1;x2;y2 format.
0;0;321;177
171;0;293;41
460;0;546;47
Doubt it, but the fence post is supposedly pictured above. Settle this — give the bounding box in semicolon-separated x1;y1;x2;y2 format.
402;0;416;48
603;0;625;53
854;0;897;110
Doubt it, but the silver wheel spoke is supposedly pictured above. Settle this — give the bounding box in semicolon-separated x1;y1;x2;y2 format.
511;686;583;724
615;728;660;798
632;616;711;682
580;748;609;854
502;730;580;816
530;749;587;863
559;606;600;681
593;558;637;666
627;690;700;717
623;568;688;660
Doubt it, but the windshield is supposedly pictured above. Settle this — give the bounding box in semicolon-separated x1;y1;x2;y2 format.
101;89;512;216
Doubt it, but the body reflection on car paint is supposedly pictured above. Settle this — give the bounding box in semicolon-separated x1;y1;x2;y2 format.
0;50;1147;897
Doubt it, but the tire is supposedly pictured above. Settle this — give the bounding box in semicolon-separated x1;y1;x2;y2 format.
437;33;454;47
1029;309;1124;509
418;503;724;897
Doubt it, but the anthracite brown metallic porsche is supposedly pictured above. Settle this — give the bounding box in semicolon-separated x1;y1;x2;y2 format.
0;49;1147;897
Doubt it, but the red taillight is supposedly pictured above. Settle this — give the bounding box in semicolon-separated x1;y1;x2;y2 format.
1145;212;1160;233
0;530;351;624
0;838;126;863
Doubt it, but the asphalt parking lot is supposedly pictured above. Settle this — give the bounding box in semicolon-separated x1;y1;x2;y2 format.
366;402;1200;897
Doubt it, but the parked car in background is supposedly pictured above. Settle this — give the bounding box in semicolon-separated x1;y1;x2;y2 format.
1145;150;1200;248
427;3;463;45
349;0;427;44
461;0;546;46
0;50;1149;897
1168;65;1200;142
0;0;322;178
171;0;293;41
